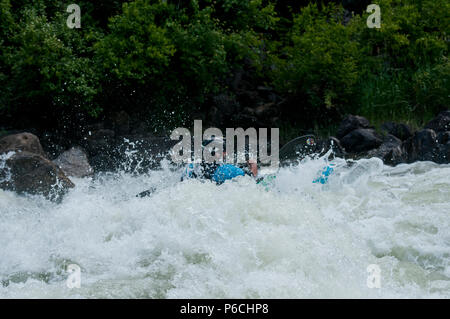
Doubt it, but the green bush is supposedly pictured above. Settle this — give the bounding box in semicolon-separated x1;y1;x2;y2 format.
0;0;448;134
355;0;449;124
273;3;364;115
1;4;102;126
94;0;277;130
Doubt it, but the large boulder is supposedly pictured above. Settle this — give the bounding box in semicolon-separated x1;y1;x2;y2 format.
316;136;346;159
0;151;74;202
425;110;450;133
336;115;371;139
434;143;450;164
402;129;439;163
81;129;116;171
0;133;46;157
437;131;450;145
114;136;178;173
53;146;93;178
340;128;383;153
367;134;404;165
380;122;413;141
81;129;178;172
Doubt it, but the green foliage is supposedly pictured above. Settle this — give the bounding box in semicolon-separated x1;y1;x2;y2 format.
272;0;448;127
355;0;449;124
94;0;276;127
95;1;175;83
273;3;363;115
0;0;448;133
1;1;103;126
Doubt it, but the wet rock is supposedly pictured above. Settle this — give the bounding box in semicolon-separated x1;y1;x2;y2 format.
425;110;450;133
383;147;405;166
114;135;178;173
53;146;93;178
317;136;345;159
336;115;371;139
402;129;439;163
81;129;116;171
434;143;450;164
83;129;115;155
340;128;383;153
0;152;74;202
81;129;178;173
109;111;130;135
39;131;67;160
0;133;46;157
367;134;404;165
437;131;450;145
381;122;413;141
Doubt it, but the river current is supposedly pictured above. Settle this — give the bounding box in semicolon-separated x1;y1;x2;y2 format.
0;155;449;298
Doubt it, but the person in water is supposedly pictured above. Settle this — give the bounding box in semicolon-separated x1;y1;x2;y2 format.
136;138;257;198
181;137;258;184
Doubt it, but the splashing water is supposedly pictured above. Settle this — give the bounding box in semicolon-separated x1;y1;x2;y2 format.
0;153;449;298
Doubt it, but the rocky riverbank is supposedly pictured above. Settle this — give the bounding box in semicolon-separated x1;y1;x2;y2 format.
330;111;450;165
0;110;448;202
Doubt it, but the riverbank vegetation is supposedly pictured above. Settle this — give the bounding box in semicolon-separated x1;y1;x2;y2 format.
0;0;448;138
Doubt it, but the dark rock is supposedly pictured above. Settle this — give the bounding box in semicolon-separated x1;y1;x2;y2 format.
336;115;371;139
367;134;404;165
39;131;67;160
402;129;439;163
434;143;450;164
317;136;345;159
81;129;116;171
81;129;178;172
383;147;405;166
340;128;383;153
0;133;46;157
380;122;413;141
114;135;178;173
109;111;130;135
425;111;450;133
437;131;450;145
0;152;74;202
83;129;115;155
53;146;93;178
382;134;403;147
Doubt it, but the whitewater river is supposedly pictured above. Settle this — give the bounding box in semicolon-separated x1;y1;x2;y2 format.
0;156;449;298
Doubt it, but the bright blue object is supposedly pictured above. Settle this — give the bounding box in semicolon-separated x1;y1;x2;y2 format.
213;164;245;184
313;165;335;184
181;163;195;179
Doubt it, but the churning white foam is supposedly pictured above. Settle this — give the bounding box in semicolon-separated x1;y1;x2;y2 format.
0;157;449;298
